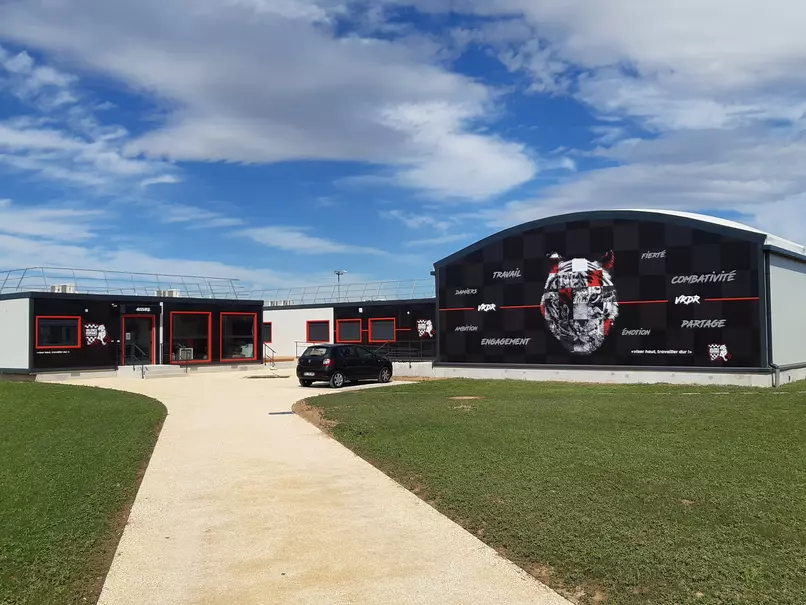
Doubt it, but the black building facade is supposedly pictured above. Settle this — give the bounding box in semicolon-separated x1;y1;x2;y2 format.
435;211;768;369
261;299;437;360
1;292;264;373
332;299;436;357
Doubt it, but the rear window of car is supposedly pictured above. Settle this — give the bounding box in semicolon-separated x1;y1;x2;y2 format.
302;346;330;357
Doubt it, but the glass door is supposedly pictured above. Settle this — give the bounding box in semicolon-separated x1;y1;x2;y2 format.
122;315;154;365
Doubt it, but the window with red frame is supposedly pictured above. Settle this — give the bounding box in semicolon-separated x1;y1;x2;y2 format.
369;319;395;342
36;316;80;348
171;312;211;361
221;313;257;360
306;320;330;343
336;319;361;343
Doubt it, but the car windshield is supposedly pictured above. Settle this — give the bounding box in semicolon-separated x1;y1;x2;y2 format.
302;346;330;357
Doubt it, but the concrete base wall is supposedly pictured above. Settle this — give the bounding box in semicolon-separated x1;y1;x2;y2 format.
36;369;120;383
35;362;266;382
778;366;806;386
392;362;806;388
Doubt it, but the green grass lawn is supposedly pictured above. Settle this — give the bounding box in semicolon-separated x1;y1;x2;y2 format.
304;379;806;605
0;381;166;605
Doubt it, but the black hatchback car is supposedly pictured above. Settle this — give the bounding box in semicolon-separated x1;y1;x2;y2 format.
296;344;393;388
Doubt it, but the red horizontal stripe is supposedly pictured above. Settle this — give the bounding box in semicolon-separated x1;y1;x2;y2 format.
440;296;758;314
500;304;543;309
704;296;759;302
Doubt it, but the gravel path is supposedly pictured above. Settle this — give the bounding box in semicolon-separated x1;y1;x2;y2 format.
63;370;570;605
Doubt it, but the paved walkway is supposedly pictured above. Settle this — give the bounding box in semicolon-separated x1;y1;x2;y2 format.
63;370;570;605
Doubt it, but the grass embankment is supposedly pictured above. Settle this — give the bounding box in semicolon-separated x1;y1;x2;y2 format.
0;381;166;605
304;379;806;605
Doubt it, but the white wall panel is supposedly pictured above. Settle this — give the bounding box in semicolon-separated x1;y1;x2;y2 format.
0;298;30;369
262;307;334;358
769;254;806;366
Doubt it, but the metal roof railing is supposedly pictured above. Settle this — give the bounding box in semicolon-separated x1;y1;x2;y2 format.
0;266;435;305
252;278;435;306
0;267;243;299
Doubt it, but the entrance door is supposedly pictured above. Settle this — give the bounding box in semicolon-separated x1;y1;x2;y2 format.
122;315;155;365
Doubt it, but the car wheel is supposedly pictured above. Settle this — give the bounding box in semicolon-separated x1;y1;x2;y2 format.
329;371;346;389
299;379;313;387
378;366;392;383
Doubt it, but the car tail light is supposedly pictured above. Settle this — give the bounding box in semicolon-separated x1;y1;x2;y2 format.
323;358;332;366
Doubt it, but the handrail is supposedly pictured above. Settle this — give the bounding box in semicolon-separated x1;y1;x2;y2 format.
263;343;276;368
365;340;435;362
128;342;150;379
373;342;391;356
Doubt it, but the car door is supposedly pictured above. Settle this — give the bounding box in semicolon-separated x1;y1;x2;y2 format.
338;346;361;380
355;346;381;378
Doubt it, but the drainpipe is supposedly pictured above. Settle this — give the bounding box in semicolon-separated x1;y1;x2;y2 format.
769;363;780;388
159;301;164;365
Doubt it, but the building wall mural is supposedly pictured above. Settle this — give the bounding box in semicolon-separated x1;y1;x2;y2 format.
436;216;763;368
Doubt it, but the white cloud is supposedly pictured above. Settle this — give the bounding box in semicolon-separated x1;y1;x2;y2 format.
0;232;329;291
131;200;246;229
0;46;177;191
513;0;806;93
487;128;806;245
362;0;806;245
315;196;340;208
381;208;455;231
575;70;806;133
0;0;538;200
382;208;474;248
0;198;105;241
0;200;362;290
589;124;628;146
239;225;390;256
405;0;806;134
495;38;569;94
404;232;473;247
0;46;76;102
0;121;82;151
0;121;172;189
5;0;805;250
381;101;537;200
140;174;181;188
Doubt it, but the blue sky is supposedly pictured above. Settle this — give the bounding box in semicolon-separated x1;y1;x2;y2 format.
1;0;805;293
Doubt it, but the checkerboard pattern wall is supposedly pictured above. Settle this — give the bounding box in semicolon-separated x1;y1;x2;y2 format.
437;217;762;368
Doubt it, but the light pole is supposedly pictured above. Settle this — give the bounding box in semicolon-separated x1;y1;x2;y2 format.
334;270;346;302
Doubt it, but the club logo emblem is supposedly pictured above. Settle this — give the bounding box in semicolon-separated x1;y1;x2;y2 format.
708;344;731;362
85;323;110;346
417;319;434;338
541;251;619;355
